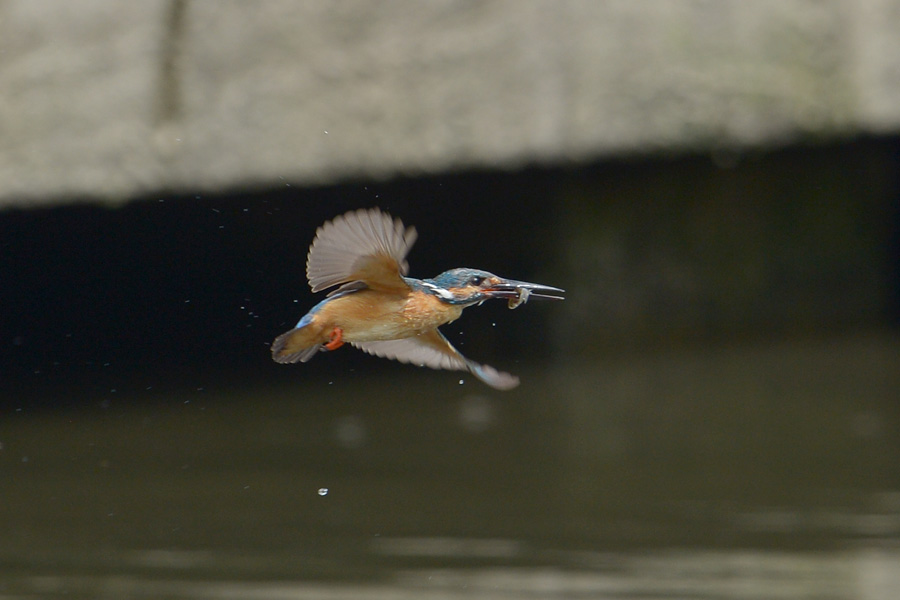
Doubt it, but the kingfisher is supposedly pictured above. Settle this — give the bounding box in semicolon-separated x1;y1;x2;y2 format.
271;207;564;390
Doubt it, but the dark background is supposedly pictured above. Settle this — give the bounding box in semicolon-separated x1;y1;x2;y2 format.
3;139;898;408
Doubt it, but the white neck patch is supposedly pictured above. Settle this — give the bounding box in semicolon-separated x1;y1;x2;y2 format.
421;281;454;300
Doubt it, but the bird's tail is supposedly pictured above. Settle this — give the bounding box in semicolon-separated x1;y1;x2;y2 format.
271;316;321;363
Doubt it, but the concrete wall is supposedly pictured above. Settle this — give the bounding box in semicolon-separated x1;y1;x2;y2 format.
2;0;900;207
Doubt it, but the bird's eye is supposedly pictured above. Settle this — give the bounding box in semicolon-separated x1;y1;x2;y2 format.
469;276;484;286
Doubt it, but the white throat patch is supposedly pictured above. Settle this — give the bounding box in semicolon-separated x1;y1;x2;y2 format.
421;281;454;300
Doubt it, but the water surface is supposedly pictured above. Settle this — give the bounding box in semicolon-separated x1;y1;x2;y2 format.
2;332;898;598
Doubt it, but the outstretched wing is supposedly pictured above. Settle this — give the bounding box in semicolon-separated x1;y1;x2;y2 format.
352;329;520;390
306;208;418;294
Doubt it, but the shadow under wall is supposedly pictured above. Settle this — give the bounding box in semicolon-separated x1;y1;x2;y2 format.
0;137;898;408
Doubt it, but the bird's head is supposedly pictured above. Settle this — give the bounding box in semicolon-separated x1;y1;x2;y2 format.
420;268;564;307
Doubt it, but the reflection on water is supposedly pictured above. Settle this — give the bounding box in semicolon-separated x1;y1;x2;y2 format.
1;333;898;598
9;546;900;599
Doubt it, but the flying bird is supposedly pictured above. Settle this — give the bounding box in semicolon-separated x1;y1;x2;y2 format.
271;208;564;389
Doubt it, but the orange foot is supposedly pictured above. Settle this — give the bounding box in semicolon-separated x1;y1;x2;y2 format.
324;326;344;351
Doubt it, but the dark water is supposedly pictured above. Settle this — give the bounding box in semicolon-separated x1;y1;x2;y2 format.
2;332;898;599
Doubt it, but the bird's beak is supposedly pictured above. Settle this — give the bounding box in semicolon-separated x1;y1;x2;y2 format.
484;278;565;301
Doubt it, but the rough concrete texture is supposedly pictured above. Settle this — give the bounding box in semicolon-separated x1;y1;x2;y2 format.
2;0;900;206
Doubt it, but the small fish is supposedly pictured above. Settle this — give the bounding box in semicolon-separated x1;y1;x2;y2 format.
508;286;532;309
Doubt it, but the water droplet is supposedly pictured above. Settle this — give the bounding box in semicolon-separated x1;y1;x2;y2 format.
318;488;329;496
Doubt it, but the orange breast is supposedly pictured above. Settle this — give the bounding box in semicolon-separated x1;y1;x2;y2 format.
313;290;462;343
401;290;463;333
